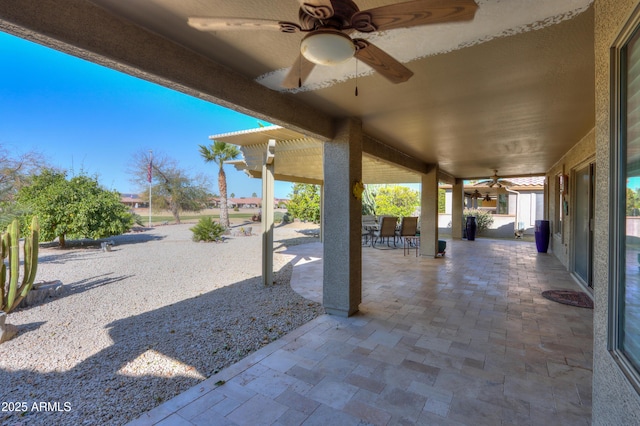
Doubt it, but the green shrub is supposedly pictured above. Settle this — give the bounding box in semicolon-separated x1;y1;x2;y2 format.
131;213;145;227
463;210;494;234
190;216;225;242
375;185;419;218
287;183;320;223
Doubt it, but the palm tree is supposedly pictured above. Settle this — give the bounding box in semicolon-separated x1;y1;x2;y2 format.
199;141;240;228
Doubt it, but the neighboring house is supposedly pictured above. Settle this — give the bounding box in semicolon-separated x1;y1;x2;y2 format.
228;197;262;208
120;194;147;209
208;197;288;209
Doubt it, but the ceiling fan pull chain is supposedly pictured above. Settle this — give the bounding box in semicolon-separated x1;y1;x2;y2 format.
298;40;303;88
355;59;358;96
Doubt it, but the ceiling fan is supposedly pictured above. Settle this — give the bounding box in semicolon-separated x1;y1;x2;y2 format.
187;0;479;89
476;170;515;188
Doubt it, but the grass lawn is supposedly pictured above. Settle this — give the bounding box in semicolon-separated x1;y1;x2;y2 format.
144;213;254;224
132;208;259;225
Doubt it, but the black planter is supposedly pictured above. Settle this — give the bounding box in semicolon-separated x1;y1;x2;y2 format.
534;220;550;253
466;216;477;241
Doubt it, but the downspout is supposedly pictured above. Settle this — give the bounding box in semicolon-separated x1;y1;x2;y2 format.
506;187;521;236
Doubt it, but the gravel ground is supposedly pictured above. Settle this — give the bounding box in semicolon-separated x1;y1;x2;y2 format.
0;222;324;426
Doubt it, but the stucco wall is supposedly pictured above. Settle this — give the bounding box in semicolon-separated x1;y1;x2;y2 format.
593;0;640;424
546;129;595;267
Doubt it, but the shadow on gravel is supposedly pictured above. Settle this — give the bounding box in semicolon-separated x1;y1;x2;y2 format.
0;260;324;426
64;273;135;296
39;250;100;265
39;232;166;251
274;229;320;251
12;273;135;312
16;321;46;335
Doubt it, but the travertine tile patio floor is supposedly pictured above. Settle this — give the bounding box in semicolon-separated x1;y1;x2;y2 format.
128;238;593;426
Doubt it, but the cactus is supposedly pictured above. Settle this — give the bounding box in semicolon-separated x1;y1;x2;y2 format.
0;217;39;314
361;185;377;216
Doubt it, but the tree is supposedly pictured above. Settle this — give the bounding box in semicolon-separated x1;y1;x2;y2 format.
129;151;211;224
287;183;320;223
438;188;446;213
627;187;640;216
375;185;419;218
252;192;257;198
0;146;48;227
16;169;133;248
199;141;241;228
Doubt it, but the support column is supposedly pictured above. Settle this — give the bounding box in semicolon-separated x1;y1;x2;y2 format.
420;165;439;257
323;119;362;317
452;178;464;239
261;140;275;286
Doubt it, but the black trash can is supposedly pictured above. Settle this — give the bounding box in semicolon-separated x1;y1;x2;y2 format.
534;220;550;253
466;216;477;241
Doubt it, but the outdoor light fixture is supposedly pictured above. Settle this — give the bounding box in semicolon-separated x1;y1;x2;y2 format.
300;29;355;65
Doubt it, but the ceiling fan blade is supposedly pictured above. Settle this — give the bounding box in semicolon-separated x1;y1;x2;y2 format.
353;40;413;84
297;0;334;19
282;54;317;89
188;17;297;32
351;0;478;33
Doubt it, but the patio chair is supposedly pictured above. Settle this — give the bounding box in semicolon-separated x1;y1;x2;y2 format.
372;216;398;248
362;215;378;246
396;216;418;245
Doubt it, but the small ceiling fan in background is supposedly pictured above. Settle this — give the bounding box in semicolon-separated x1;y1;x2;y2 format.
476;170;515;188
188;0;478;88
469;190;496;202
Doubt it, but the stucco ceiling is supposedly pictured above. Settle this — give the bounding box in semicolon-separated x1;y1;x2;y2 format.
0;0;595;181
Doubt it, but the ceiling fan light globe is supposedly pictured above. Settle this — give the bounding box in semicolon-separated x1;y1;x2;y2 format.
300;30;355;66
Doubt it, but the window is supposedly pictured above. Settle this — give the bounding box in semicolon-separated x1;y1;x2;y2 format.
555;174;563;236
611;9;640;391
497;193;508;214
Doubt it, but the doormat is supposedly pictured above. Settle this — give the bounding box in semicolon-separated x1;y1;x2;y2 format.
541;290;593;309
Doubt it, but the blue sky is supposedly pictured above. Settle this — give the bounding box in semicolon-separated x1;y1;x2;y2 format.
0;31;294;199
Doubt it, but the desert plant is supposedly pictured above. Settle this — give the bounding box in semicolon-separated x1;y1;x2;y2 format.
362;185;377;216
190;216;225;242
273;211;283;223
463;210;494;234
1;216;39;314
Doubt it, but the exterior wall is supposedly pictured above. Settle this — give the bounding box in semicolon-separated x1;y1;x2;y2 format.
546;129;595;267
593;0;640;424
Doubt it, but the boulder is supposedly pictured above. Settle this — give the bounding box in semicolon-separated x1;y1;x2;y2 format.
17;280;64;309
0;312;17;343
